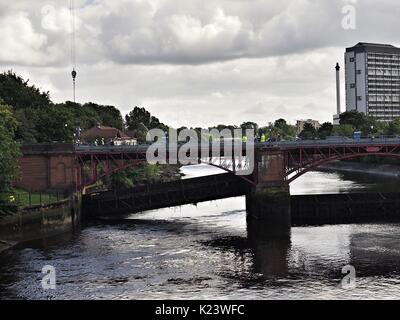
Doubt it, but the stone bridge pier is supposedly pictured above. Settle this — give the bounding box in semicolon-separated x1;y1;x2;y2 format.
246;149;291;237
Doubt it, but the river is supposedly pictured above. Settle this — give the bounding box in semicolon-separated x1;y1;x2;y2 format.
1;165;400;300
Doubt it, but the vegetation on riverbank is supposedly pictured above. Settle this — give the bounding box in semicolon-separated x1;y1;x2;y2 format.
102;164;183;190
0;189;68;218
0;100;21;198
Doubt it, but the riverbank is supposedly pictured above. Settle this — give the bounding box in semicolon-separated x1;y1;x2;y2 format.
0;197;81;254
318;160;400;178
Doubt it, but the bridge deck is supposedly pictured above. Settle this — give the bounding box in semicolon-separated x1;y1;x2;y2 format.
21;137;400;155
82;173;249;217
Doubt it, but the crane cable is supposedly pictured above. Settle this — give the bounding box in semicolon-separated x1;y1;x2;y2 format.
70;0;77;103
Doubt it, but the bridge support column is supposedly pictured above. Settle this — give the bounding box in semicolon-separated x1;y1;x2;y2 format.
246;148;291;237
246;184;291;237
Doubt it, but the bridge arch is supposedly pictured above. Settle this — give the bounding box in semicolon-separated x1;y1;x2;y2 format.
287;152;400;184
80;159;255;190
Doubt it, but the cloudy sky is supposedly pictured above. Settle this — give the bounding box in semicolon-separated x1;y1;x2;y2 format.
1;0;400;128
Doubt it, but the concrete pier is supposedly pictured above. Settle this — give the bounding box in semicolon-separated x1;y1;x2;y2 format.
246;184;291;237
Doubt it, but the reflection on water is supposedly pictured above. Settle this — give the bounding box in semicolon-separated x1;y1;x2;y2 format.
1;166;400;299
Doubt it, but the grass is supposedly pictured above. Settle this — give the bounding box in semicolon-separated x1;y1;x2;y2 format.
1;189;67;207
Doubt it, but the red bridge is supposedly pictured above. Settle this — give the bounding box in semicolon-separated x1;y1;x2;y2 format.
16;138;400;192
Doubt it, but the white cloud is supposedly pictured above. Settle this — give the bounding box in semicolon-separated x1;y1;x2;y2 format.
0;11;47;65
1;0;400;127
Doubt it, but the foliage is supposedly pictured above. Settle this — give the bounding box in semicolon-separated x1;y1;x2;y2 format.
125;106;168;131
339;110;367;130
0;71;125;143
318;122;334;139
103;164;162;190
125;106;168;143
299;123;317;139
82;102;124;130
257;119;296;141
0;102;21;194
0;71;51;109
208;124;239;134
338;110;391;136
332;124;355;136
240;122;258;136
33;104;76;142
385;118;400;136
273;119;297;139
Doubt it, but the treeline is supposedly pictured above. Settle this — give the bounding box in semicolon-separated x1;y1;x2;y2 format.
175;120;297;141
300;111;400;140
0;71;168;194
0;71;124;143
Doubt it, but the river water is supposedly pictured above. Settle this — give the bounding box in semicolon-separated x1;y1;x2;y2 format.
1;165;400;300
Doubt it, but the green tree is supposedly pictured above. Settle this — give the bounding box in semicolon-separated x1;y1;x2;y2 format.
126;107;168;143
339;110;388;136
103;164;161;190
340;111;367;130
126;107;152;130
0;71;51;110
274;119;287;129
0;71;126;143
270;119;297;140
299;123;317;139
240;121;259;136
34;105;76;142
359;117;386;136
385;118;400;136
318;122;333;139
209;124;239;135
332;124;355;136
83;102;124;130
14;108;39;143
0;102;21;193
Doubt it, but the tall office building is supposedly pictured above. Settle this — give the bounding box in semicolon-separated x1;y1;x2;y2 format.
345;42;400;121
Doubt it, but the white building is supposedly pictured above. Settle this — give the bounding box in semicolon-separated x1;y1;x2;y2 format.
345;42;400;121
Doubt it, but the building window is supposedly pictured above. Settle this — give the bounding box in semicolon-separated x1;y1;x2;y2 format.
357;96;362;101
350;83;356;88
350;57;355;62
356;70;362;75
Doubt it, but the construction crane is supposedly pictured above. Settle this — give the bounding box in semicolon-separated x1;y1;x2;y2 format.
70;0;77;103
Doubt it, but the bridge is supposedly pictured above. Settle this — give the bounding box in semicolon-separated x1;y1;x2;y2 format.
17;137;400;191
16;138;400;235
82;173;248;217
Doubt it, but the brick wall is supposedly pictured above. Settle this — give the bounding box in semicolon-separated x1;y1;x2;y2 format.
15;155;76;192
